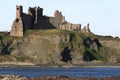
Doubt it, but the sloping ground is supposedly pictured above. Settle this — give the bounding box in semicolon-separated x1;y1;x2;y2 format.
0;30;119;65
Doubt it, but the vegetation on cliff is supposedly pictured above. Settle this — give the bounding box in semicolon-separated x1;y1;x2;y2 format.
0;30;119;65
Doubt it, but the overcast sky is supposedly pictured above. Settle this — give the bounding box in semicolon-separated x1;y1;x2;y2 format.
0;0;120;37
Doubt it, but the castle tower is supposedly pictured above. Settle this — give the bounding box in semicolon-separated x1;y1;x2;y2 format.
16;5;23;19
10;5;23;37
10;18;23;37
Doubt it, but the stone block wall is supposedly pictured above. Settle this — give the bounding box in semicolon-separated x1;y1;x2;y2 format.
59;22;81;31
10;18;23;37
10;5;90;37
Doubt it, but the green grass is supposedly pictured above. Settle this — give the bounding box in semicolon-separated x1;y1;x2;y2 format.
14;56;33;62
25;29;70;36
0;55;33;62
86;48;106;61
0;32;11;40
96;35;120;41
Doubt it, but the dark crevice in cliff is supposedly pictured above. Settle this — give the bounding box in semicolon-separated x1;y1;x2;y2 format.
61;46;72;63
0;37;12;55
83;38;102;51
83;37;103;61
70;33;75;42
93;38;102;51
83;50;97;61
83;37;91;48
0;37;5;47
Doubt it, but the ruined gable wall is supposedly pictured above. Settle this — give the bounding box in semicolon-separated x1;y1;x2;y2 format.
49;17;63;28
34;8;43;29
81;23;90;33
21;13;33;31
28;7;43;29
48;10;65;28
42;16;56;29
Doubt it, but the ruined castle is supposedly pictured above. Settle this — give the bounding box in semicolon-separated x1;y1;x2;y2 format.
10;5;90;37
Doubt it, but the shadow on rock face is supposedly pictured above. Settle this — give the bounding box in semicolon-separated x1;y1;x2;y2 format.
61;46;72;63
93;38;102;51
83;37;102;51
83;37;102;61
0;36;12;55
83;50;97;61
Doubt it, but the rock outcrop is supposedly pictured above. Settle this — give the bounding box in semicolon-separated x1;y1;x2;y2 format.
0;75;28;80
0;75;120;80
1;30;120;64
10;30;72;64
100;39;120;62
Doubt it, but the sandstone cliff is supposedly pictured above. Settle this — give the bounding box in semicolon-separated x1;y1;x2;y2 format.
0;30;120;65
99;39;120;62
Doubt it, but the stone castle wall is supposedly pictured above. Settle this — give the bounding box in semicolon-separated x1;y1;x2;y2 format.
59;22;81;31
10;5;90;37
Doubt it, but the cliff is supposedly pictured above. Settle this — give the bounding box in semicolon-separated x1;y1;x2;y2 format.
99;38;120;62
0;30;120;65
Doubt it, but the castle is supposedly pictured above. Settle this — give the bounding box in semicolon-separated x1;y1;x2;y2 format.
10;5;90;37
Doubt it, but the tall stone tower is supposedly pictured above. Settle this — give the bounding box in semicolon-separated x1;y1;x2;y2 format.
16;5;23;19
10;5;23;37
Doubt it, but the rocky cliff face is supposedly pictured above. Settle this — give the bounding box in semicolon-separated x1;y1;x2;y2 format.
11;34;65;64
0;30;120;64
100;40;120;54
100;39;120;62
10;30;84;64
